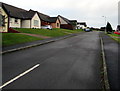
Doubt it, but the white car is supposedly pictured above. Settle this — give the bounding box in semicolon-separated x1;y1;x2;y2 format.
41;25;52;30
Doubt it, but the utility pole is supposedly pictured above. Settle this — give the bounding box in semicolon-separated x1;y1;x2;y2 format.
102;16;107;33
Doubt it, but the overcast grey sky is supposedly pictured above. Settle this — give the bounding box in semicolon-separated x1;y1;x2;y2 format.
1;0;119;29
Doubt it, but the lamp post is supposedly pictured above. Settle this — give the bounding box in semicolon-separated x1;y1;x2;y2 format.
102;16;107;33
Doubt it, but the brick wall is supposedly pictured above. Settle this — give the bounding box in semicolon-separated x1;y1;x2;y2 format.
60;24;73;30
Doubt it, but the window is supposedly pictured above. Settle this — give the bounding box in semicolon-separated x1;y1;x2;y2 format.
0;15;5;27
57;23;59;27
14;19;18;23
0;14;2;27
34;20;39;26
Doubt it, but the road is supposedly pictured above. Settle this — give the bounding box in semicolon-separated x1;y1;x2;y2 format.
2;31;102;89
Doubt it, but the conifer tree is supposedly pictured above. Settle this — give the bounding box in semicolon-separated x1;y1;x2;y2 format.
106;22;113;33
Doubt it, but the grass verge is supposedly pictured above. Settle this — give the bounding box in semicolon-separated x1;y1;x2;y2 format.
14;28;83;37
2;28;83;47
108;33;120;43
2;33;42;47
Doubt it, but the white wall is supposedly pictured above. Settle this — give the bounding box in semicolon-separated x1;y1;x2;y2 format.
9;18;21;28
58;16;68;24
77;24;86;29
0;7;8;32
31;13;41;28
21;20;31;28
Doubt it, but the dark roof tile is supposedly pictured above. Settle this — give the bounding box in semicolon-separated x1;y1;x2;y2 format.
48;17;57;23
31;10;58;23
1;2;36;19
58;15;77;25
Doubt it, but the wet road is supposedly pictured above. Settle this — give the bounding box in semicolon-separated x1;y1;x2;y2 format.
2;31;102;89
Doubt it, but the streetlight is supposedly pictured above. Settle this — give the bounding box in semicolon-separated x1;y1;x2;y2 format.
102;16;107;33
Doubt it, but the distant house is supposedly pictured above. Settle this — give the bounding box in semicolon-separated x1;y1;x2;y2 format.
58;15;77;30
116;25;120;32
0;2;41;32
69;20;77;30
49;17;60;28
77;22;87;29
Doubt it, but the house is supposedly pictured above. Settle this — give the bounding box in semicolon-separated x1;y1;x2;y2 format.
0;3;8;32
116;25;120;32
36;10;60;28
58;15;77;30
69;20;77;30
49;17;60;28
0;2;41;32
77;22;87;29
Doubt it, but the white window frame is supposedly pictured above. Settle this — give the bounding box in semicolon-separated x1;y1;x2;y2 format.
34;20;39;26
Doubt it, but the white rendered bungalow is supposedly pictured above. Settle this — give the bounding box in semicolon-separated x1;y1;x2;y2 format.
0;2;41;32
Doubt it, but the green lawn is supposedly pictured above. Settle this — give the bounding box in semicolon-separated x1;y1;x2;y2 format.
109;33;120;37
14;28;83;37
2;33;42;47
2;28;83;47
108;33;120;43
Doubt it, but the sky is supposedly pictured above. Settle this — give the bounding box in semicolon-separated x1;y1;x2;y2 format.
1;0;119;29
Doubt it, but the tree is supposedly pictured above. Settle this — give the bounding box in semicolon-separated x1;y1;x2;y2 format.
106;22;113;33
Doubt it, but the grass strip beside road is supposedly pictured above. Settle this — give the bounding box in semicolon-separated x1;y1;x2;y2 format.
2;33;43;47
2;28;83;47
108;33;120;43
14;28;83;37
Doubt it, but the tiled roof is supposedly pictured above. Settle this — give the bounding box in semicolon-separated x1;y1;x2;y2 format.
70;20;77;22
1;2;36;19
58;15;71;24
58;15;77;25
31;10;58;23
0;2;72;24
35;10;50;22
48;17;58;23
77;22;86;25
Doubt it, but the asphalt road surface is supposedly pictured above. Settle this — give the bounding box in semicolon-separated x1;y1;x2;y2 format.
2;31;102;89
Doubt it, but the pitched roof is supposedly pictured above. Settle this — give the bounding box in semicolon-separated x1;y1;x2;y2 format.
37;11;50;22
70;20;77;22
1;2;36;19
48;17;58;23
58;15;77;25
77;22;86;25
58;15;71;24
31;10;58;23
1;2;61;23
77;22;87;27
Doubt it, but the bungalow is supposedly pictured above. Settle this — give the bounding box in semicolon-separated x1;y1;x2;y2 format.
49;17;60;28
0;2;41;32
58;15;77;30
0;3;8;32
77;22;87;29
69;20;77;30
36;10;60;28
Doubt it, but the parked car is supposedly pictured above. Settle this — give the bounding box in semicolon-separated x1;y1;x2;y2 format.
114;25;120;35
84;28;91;32
41;25;52;30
